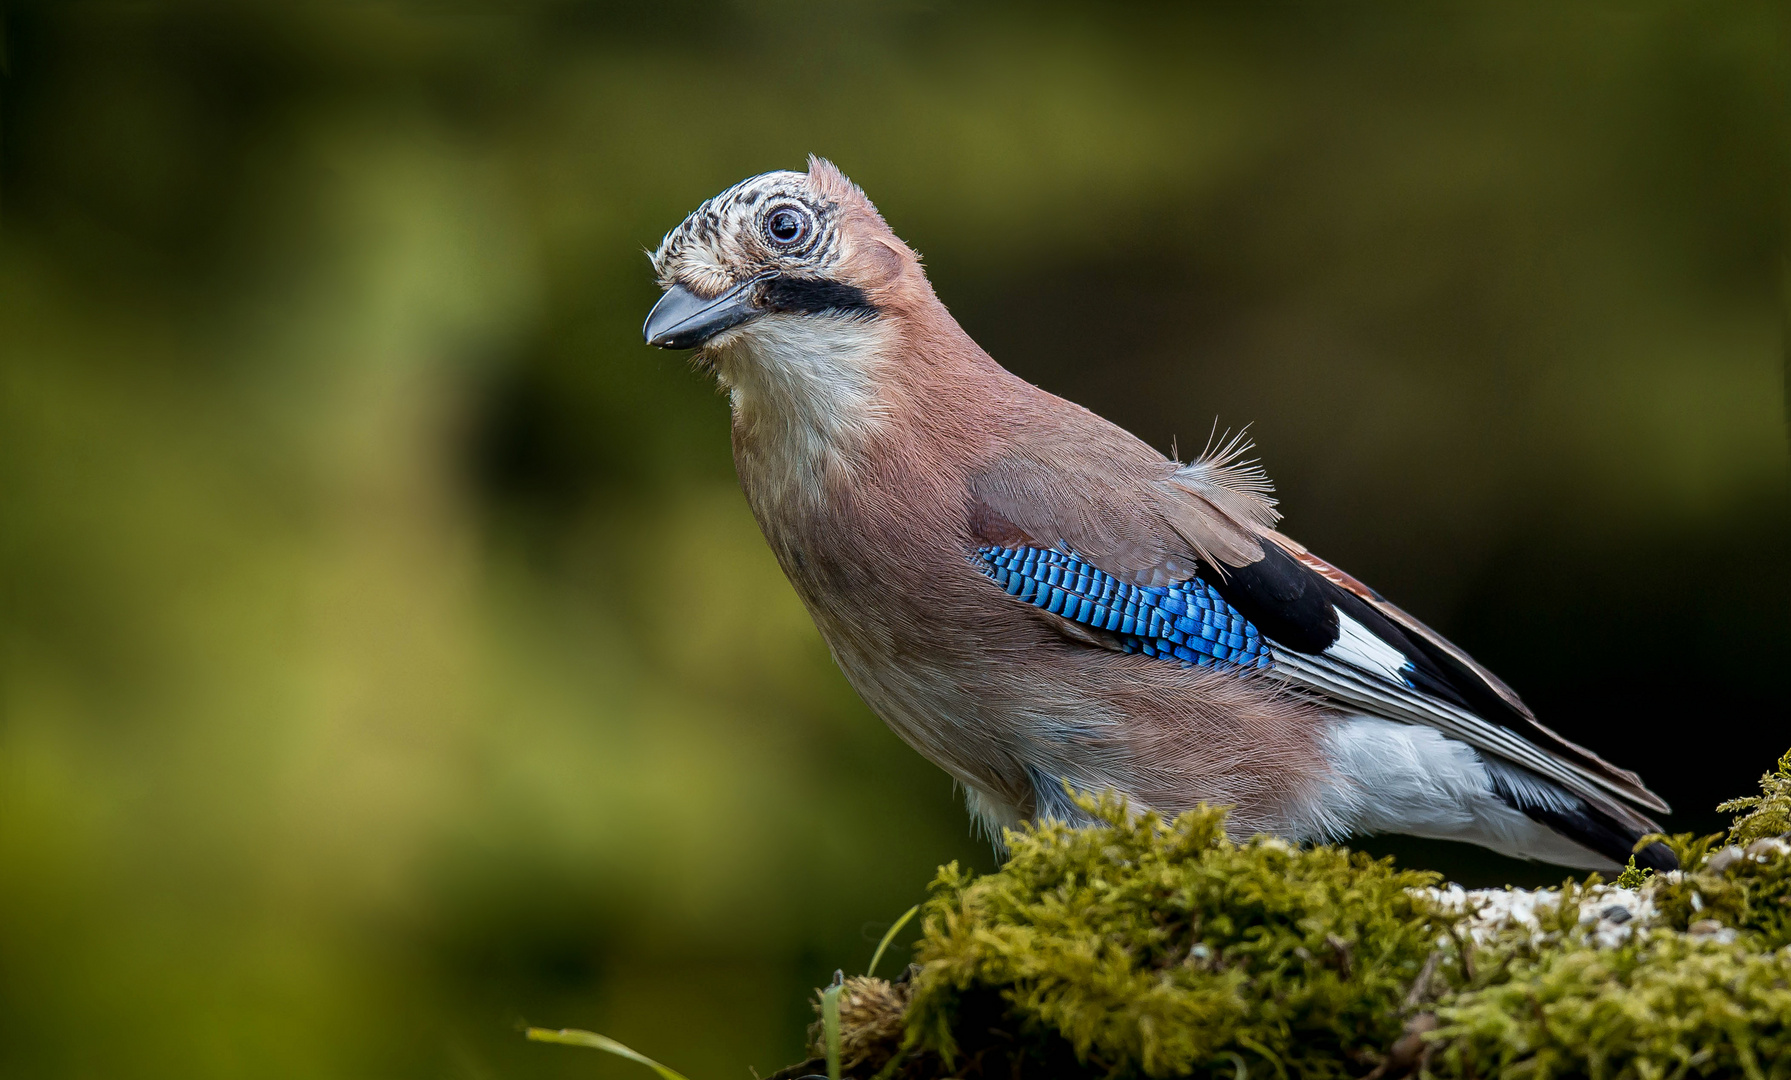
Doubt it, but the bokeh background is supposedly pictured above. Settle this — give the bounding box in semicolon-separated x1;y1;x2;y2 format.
2;2;1788;1077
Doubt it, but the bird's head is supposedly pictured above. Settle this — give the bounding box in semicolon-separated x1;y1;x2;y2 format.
643;157;926;360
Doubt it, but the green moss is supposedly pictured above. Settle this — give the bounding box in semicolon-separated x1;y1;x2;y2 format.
1646;841;1791;949
1633;751;1791;949
800;753;1791;1080
1434;934;1791;1080
1722;750;1791;848
1614;857;1653;890
903;793;1456;1078
1644;830;1728;874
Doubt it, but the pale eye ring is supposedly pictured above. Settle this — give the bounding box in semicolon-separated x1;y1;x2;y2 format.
763;204;813;248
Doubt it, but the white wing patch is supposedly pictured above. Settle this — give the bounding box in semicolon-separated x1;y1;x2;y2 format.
1324;611;1411;683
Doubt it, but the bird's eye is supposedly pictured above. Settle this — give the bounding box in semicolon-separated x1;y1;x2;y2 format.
764;205;811;248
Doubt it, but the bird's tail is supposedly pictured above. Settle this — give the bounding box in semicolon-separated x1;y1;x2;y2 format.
1483;757;1678;871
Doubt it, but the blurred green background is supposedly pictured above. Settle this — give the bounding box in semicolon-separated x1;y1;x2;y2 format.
1;2;1787;1077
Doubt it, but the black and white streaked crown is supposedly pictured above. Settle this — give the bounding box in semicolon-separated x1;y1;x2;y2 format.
650;170;847;299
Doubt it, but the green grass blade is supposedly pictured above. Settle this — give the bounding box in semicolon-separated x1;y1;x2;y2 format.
526;1027;695;1080
821;977;844;1080
865;904;919;979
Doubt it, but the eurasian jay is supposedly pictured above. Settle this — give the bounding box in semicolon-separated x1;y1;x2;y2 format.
641;157;1676;872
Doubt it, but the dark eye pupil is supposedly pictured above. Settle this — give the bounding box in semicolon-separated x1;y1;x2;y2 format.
768;208;805;244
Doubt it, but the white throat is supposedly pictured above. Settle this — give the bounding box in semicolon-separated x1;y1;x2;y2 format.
707;312;895;508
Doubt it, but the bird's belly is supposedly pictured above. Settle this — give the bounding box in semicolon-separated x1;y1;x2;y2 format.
794;572;1347;839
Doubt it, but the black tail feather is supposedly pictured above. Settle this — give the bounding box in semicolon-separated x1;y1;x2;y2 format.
1485;759;1679;872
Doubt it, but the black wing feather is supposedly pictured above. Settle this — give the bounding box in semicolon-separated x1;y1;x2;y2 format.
1194;544;1337;654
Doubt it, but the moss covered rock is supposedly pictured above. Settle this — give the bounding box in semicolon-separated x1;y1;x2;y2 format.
790;751;1791;1080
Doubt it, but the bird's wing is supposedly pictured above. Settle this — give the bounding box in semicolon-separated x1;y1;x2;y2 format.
1257;532;1664;809
1213;536;1666;819
966;443;1669;822
966;427;1282;586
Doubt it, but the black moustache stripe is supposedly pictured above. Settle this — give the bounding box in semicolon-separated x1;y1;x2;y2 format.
760;277;878;317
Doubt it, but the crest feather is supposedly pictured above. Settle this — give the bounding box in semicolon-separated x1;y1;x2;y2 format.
807;155;886;225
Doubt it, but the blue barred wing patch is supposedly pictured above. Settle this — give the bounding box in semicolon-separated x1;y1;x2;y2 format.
974;546;1271;670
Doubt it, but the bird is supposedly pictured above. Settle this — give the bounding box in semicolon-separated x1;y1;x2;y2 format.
641;156;1676;872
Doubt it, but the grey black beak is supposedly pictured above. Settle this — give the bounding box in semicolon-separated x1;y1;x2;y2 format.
643;276;767;349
